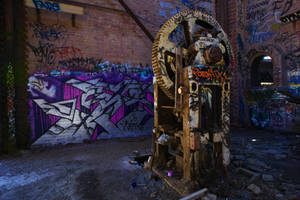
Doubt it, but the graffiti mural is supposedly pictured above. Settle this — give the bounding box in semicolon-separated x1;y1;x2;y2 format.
248;91;300;131
28;70;154;145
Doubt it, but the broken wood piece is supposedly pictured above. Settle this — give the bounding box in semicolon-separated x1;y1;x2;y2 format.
179;188;208;200
152;167;191;196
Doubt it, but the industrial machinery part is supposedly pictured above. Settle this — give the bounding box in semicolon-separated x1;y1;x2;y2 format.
152;10;233;99
151;10;234;182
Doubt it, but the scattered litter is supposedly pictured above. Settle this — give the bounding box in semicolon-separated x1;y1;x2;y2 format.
128;160;138;165
157;134;171;144
150;191;157;198
247;184;261;195
202;193;217;200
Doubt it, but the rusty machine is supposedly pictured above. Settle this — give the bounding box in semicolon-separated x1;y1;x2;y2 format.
151;10;234;184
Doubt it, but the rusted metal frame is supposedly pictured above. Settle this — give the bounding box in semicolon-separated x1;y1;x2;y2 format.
118;0;154;42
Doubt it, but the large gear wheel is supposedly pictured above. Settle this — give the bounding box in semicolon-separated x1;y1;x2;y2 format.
152;10;233;99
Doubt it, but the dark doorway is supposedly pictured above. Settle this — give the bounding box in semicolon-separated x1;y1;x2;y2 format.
251;55;274;87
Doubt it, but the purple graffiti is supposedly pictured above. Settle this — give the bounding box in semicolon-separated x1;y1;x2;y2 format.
29;71;154;145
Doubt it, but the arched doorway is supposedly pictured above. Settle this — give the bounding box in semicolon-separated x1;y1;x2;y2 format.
250;55;274;88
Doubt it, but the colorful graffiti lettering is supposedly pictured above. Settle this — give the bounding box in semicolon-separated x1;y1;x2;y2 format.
192;67;228;83
33;0;60;12
28;70;154;145
249;91;300;131
288;70;300;96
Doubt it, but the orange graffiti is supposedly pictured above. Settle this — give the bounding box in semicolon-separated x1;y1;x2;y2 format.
192;67;228;83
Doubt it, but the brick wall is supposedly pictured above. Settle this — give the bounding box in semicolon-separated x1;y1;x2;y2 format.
25;0;217;145
233;0;300;131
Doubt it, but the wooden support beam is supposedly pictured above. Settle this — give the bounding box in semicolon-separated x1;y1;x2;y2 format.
25;0;84;15
183;68;191;180
175;47;183;113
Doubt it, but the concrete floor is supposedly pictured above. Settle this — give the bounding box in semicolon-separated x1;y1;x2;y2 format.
0;136;179;200
0;128;299;200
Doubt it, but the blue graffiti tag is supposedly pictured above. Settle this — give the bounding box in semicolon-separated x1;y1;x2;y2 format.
248;31;275;44
32;0;60;12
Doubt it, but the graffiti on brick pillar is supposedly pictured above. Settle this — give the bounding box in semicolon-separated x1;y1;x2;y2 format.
288;70;300;96
28;69;154;145
7;63;16;138
32;0;60;12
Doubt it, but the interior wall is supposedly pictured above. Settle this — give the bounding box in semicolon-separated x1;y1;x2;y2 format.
25;0;216;145
236;0;300;131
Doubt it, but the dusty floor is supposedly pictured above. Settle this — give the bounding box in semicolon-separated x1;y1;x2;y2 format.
0;128;299;200
0;136;179;200
205;128;300;200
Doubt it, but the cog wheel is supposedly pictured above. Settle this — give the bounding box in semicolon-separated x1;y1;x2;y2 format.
152;10;233;99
